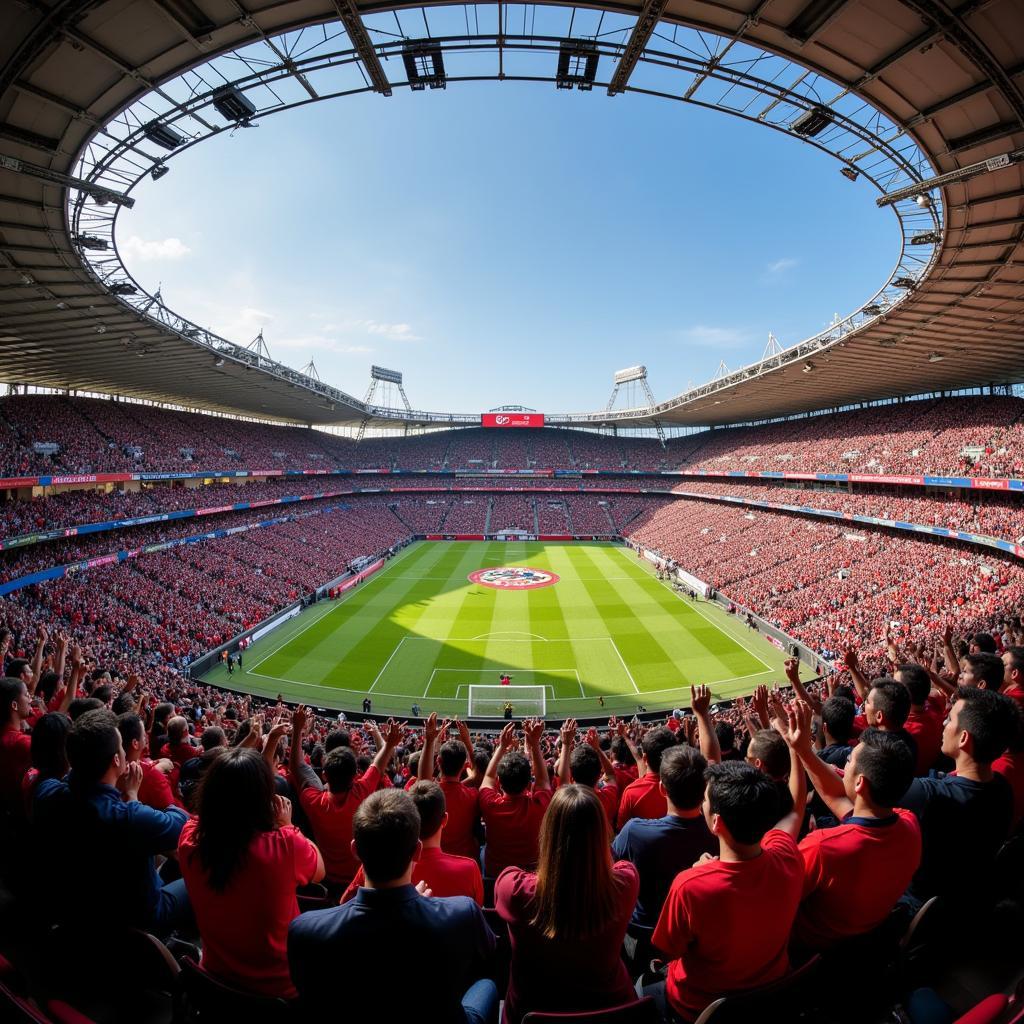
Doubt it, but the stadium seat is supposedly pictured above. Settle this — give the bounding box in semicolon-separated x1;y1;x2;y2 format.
296;882;331;913
690;954;822;1024
178;957;291;1024
521;996;658;1023
41;923;180;1024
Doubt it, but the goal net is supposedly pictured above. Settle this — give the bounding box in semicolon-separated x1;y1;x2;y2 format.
467;685;547;719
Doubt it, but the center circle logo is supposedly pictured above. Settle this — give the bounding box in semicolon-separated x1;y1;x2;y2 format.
468;566;560;590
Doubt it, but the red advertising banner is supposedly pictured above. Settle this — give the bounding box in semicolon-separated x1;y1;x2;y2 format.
480;413;545;428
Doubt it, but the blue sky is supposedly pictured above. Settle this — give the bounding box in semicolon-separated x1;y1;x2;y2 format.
118;82;898;414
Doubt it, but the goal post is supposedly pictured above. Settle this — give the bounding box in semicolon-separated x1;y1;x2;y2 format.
467;685;547;719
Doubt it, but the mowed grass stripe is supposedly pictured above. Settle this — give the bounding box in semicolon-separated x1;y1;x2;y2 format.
566;543;688;691
598;545;766;683
545;545;636;699
263;542;449;685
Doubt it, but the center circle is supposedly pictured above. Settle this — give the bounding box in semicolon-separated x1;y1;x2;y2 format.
468;566;560;590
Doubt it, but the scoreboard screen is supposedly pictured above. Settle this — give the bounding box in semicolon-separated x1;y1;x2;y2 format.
481;413;545;428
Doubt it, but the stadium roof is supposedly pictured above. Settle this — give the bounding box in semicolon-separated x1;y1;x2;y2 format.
1;0;1022;429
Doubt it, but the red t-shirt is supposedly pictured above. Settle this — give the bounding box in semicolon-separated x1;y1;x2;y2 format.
653;830;804;1019
794;809;922;949
439;778;481;859
479;786;552;877
0;725;32;814
295;765;381;885
138;759;182;810
617;772;665;830
1003;685;1024;711
340;845;484;905
495;861;639;1024
159;739;196;767
178;818;320;999
994;750;1024;831
904;707;943;776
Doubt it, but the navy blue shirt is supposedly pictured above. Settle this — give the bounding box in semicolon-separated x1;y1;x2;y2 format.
900;773;1012;903
289;884;495;1023
611;814;716;930
35;778;187;928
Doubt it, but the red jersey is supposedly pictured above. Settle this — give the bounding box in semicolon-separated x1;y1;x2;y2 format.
0;725;32;814
341;845;484;905
159;739;196;767
994;750;1024;831
653;830;804;1020
138;759;182;810
295;765;381;885
794;809;922;949
904;707;943;776
617;772;666;829
179;819;320;999
1003;685;1024;711
439;778;481;860
479;786;552;877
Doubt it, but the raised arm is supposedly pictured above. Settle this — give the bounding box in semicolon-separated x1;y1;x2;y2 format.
556;718;576;785
584;728;617;784
770;702;809;838
418;712;448;783
454;719;480;784
372;719;405;777
288;706;322;792
58;647;84;716
784;658;822;716
941;622;961;677
482;723;516;790
263;715;291;770
843;646;871;704
523;718;550;791
689;685;721;764
781;700;852;822
28;624;48;696
613;718;645;777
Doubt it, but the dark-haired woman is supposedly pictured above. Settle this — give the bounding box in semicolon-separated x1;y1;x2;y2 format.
179;746;324;999
495;784;639;1024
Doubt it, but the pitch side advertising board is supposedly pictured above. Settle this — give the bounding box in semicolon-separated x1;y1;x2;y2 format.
480;412;545;428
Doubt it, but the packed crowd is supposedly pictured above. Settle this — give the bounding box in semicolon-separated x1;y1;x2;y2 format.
6;393;1024;480
1;619;1021;1022
669;479;1024;543
627;499;1024;668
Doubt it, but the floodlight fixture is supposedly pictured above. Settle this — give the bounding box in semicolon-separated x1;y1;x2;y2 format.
910;231;941;245
144;121;186;150
613;365;647;385
74;234;108;251
402;43;446;90
371;365;403;384
214;356;225;367
790;105;833;138
927;352;945;363
95;324;107;334
556;42;599;90
55;302;68;310
893;276;917;289
19;273;35;286
863;303;883;315
915;193;931;207
212;85;257;123
151;163;170;181
108;282;137;296
840;166;859;181
877;338;898;347
802;361;815;373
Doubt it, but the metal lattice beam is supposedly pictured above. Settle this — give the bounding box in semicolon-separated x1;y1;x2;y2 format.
331;0;393;95
606;0;668;96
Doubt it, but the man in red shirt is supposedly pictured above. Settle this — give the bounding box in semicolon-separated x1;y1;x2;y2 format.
417;716;481;860
117;712;182;810
781;703;922;949
341;779;484;904
897;664;944;776
479;718;551;877
289;705;404;892
0;676;33;815
159;715;197;767
616;726;676;829
649;756;806;1022
1001;647;1024;709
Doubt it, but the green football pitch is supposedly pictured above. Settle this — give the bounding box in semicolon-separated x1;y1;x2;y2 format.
201;541;793;718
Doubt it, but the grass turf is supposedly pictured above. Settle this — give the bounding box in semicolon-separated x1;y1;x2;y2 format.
201;541;794;718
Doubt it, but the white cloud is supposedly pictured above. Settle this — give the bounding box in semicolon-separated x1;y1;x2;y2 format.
360;320;422;342
121;235;191;262
678;325;751;349
274;336;373;355
765;257;798;275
